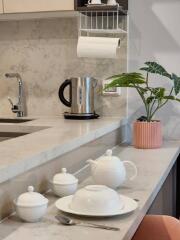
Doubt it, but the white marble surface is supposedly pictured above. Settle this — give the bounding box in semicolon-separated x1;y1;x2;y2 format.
0;142;179;240
0;116;126;184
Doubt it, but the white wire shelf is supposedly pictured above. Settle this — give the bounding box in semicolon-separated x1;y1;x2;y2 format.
80;28;127;34
79;9;127;35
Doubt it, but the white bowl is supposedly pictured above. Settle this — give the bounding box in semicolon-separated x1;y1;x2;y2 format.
14;201;48;222
50;181;78;197
69;185;123;215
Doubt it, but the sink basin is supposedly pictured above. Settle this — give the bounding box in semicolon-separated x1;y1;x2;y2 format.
0;118;33;123
0;132;29;142
0;125;48;143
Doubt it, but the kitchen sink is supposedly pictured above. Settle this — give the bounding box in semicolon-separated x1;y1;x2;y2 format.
0;132;29;142
0;125;48;143
0;118;33;123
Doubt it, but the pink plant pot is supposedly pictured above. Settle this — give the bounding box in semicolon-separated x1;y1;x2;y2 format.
133;121;162;149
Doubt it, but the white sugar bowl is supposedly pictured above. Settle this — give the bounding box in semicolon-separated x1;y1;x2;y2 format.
50;168;78;197
14;186;48;222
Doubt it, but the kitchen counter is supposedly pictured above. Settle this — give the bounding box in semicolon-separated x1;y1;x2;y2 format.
0;142;179;240
0;116;126;184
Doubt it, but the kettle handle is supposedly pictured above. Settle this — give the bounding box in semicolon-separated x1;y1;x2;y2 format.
123;161;138;181
58;79;72;108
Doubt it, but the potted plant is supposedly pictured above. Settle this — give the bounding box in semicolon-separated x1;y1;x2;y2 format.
105;62;180;149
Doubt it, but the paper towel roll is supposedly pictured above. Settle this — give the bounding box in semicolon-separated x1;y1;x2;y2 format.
78;36;121;46
77;37;121;59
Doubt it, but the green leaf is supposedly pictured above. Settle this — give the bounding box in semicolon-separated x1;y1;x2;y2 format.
152;87;165;98
107;72;145;81
171;73;180;95
105;73;146;90
140;62;172;79
146;96;155;104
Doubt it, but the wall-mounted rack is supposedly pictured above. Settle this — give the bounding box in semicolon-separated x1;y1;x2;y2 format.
75;0;128;15
79;7;127;35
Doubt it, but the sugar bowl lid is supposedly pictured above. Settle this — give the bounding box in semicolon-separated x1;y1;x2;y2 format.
16;186;48;207
53;168;78;185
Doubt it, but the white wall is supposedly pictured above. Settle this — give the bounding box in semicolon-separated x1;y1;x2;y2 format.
128;0;180;140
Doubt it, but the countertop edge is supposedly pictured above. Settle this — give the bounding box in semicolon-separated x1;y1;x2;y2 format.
0;117;127;184
123;144;180;240
1;142;180;240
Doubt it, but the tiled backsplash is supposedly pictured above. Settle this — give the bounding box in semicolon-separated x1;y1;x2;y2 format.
0;18;127;117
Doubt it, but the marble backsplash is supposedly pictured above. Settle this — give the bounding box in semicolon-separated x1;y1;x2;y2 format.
0;18;127;117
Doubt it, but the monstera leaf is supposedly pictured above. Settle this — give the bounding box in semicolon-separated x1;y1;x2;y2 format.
171;74;180;95
106;72;146;89
106;61;180;122
140;62;172;79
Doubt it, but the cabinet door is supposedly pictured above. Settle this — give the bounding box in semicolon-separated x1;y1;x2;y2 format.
4;0;74;13
0;0;3;13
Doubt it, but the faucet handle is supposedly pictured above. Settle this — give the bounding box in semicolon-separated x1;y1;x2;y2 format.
8;97;19;112
8;97;18;112
8;97;14;108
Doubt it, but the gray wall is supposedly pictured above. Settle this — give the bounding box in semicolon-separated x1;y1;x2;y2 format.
128;0;180;140
0;17;127;117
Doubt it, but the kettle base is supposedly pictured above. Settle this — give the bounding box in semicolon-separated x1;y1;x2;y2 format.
64;112;99;120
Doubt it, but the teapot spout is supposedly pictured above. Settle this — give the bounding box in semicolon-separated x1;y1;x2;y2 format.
87;159;98;166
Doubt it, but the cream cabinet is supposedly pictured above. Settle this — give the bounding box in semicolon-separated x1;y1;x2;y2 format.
3;0;74;13
0;1;3;13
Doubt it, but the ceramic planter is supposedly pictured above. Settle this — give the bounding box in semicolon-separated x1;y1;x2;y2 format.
133;121;162;149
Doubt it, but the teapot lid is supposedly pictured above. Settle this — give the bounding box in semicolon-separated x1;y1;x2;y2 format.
16;186;48;207
106;149;113;156
53;168;78;185
103;149;121;161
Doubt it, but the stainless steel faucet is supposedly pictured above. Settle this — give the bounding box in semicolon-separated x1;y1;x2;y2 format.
5;73;25;117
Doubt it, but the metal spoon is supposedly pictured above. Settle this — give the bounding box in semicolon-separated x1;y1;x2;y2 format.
55;214;120;231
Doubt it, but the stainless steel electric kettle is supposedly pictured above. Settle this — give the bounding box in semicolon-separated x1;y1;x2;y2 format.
58;77;99;120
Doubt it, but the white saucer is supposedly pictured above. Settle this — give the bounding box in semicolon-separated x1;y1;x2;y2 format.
55;195;138;217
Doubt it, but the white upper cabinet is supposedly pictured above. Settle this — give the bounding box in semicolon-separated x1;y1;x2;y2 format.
0;1;3;13
3;0;74;13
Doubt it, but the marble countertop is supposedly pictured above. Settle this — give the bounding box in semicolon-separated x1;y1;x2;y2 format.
0;116;126;184
0;142;179;240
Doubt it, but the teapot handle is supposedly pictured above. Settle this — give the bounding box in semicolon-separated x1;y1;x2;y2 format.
123;161;137;181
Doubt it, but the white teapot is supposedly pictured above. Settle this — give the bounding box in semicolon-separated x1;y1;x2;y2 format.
87;149;137;189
